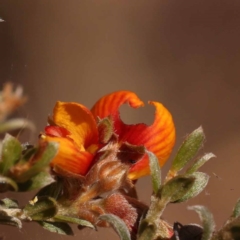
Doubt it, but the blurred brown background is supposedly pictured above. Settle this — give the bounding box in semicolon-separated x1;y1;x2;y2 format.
1;0;240;239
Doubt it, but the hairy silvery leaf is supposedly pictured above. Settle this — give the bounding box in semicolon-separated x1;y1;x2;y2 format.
0;134;22;175
174;172;209;203
0;175;18;192
0;198;18;208
54;215;95;229
169;127;205;176
147;150;161;195
38;221;73;235
98;214;131;240
24;196;58;221
188;205;215;240
159;175;195;203
186;153;216;174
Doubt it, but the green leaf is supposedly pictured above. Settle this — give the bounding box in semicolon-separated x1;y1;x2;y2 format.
0;198;18;208
186;153;216;174
188;205;215;240
0;134;22;175
147;150;161;195
24;196;58;221
38;221;73;235
168;127;205;176
16;142;58;182
0;175;18;192
159;175;195;203
54;215;95;229
98;214;131;240
18;171;55;192
174;172;209;203
232;199;240;218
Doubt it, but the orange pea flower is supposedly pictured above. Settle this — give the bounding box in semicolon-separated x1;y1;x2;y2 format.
40;91;175;180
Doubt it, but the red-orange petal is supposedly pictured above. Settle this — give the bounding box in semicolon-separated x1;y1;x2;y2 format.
127;101;175;179
40;135;94;175
91;91;175;180
91;90;144;120
52;101;98;151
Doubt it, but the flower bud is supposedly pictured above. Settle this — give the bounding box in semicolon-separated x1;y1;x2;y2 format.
97;160;128;192
102;193;138;230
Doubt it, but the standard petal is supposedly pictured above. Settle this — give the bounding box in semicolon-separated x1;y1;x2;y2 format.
52;102;98;150
40;135;94;175
91;91;144;120
121;101;175;180
91;91;175;179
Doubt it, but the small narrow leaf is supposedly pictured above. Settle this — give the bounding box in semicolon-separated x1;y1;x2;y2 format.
188;205;215;240
232;199;240;218
174;172;209;203
54;215;95;229
0;175;18;192
0;134;22;175
186;153;216;174
0;198;18;208
38;221;73;235
159;176;195;203
168;127;205;177
147;150;161;195
98;214;131;240
24;196;58;221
